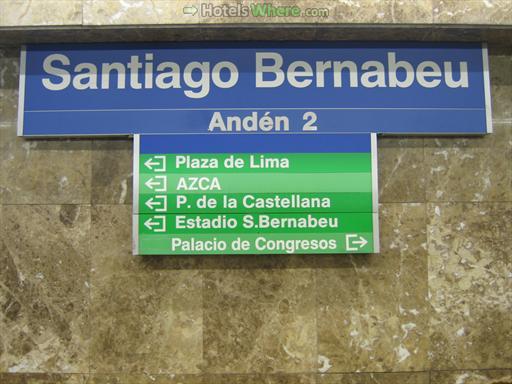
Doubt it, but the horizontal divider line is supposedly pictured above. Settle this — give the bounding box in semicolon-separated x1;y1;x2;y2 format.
135;212;376;215
26;107;486;113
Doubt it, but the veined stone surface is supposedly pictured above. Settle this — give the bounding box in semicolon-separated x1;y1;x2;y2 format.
431;370;512;384
0;205;91;373
202;268;317;373
83;0;200;25
317;372;430;384
91;140;133;205
1;0;512;26
433;0;512;24
0;0;83;27
317;203;429;372
428;202;512;369
0;373;88;383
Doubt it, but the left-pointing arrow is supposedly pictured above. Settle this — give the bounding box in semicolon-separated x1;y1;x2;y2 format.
144;155;166;172
144;175;167;192
145;178;159;189
144;217;157;230
145;195;167;212
145;197;157;210
143;215;166;232
144;158;159;170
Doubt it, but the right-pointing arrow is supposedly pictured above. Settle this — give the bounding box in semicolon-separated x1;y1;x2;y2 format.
345;234;369;251
183;5;198;15
353;236;368;248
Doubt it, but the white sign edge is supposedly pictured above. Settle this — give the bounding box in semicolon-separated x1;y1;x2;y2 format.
371;133;380;253
482;43;493;134
132;134;140;255
17;46;27;137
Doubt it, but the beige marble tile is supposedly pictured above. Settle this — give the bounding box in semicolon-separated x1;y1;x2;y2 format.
317;372;430;383
91;140;133;205
378;138;425;148
91;207;204;375
208;374;316;383
90;204;134;276
489;52;512;123
0;48;19;127
327;0;433;24
87;373;315;383
83;0;200;25
424;146;512;202
87;374;202;383
317;203;429;372
194;253;305;271
0;205;90;373
428;203;512;369
0;125;92;204
0;373;88;383
430;370;512;384
378;146;426;203
0;0;83;27
89;271;203;374
203;268;316;373
423;122;512;149
433;0;512;24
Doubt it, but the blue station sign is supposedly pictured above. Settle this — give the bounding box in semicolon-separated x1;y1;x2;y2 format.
18;42;492;137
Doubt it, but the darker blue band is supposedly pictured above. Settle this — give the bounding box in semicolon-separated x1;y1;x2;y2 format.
139;133;372;154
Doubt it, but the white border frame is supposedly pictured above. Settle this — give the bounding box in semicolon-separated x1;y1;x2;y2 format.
481;43;493;134
17;46;27;137
371;133;380;253
17;44;492;138
132;134;140;255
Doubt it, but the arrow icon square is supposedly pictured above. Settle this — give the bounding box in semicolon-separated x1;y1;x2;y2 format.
345;234;369;252
145;195;168;212
144;155;166;172
145;175;167;192
144;215;166;232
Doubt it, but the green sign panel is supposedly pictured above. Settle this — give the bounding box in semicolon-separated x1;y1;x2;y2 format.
133;134;379;255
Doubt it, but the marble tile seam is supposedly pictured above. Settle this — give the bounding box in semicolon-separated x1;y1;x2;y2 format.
1;368;511;375
84;201;512;205
423;200;512;203
0;203;93;206
2;23;512;29
492;119;512;124
427;368;512;373
4;368;510;377
2;201;512;206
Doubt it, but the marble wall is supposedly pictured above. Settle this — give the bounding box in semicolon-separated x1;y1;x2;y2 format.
0;33;511;384
1;0;512;26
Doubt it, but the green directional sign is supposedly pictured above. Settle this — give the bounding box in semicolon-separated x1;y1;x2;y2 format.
133;134;379;255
